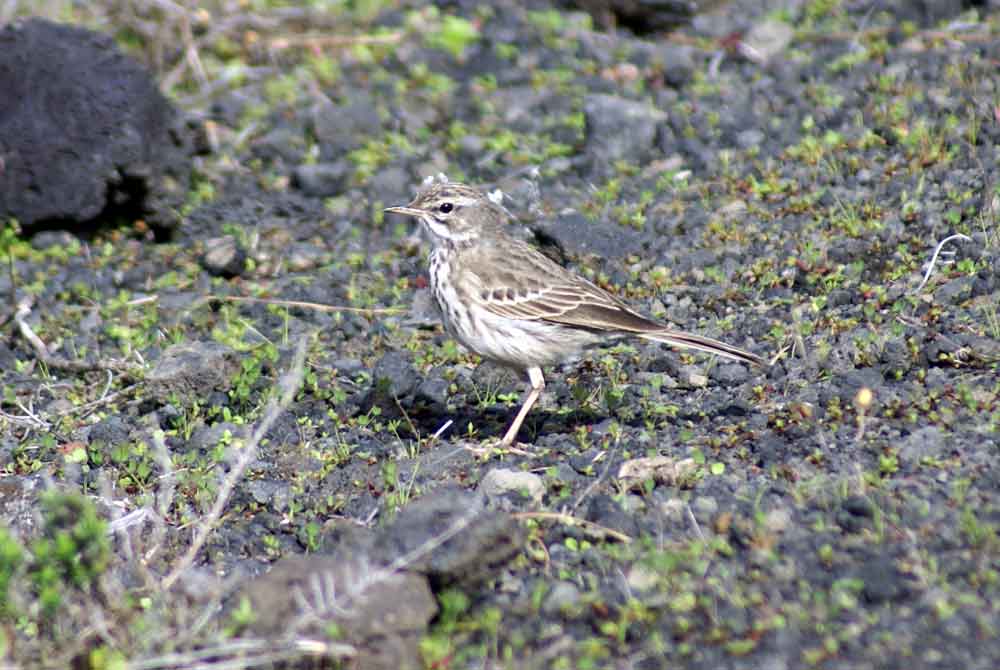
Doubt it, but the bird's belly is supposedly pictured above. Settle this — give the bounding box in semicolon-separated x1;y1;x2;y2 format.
430;253;594;369
457;307;590;369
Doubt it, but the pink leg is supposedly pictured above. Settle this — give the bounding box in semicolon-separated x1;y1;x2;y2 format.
501;366;545;446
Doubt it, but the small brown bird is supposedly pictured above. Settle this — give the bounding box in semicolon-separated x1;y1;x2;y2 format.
386;182;765;447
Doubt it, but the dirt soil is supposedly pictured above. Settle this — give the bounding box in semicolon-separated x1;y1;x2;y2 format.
1;1;999;669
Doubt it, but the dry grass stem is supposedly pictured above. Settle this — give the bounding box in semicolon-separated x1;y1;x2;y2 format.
161;333;311;590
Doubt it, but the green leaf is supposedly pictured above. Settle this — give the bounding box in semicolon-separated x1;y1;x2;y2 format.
427;15;479;59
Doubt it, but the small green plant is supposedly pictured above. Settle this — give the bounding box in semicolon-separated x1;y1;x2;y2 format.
422;12;479;59
381;459;420;515
0;221;42;286
225;595;257;636
878;451;899;477
0;528;24;617
89;440;156;493
29;492;110;618
421;588;471;665
231;342;280;406
301;521;322;553
959;506;997;549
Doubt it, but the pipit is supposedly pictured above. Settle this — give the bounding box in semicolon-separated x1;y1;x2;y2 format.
386;182;765;447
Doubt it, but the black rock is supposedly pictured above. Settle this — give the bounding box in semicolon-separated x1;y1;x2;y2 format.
251;126;306;164
858;556;912;604
146;341;241;402
842;495;875;519
0;342;16;371
200;235;246;278
880;339;913;377
311;92;382;159
241;553;436;670
535;211;644;261
332;358;366;376
837;495;875;533
565;0;702;33
583;93;666;166
415;375;451;406
585;494;640;538
369;166;412;207
879;0;971;27
372;351;420;399
627;40;696;87
936;276;973;304
709;362;752;386
838;368;883;404
291;161;350;198
375;488;523;588
188;422;251;454
29;230;77;251
87;415;132;447
0;18;190;231
899;426;947;463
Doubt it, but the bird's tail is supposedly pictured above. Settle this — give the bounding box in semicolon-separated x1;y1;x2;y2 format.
637;329;765;367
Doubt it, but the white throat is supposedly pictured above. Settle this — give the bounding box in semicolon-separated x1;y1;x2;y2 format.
423;218;476;244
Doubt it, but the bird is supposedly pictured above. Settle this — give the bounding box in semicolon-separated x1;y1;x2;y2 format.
385;182;765;447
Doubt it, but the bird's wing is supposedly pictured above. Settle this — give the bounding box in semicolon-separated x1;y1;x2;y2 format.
458;237;765;366
463;239;661;333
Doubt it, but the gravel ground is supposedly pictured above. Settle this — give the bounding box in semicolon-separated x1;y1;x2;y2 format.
1;1;999;668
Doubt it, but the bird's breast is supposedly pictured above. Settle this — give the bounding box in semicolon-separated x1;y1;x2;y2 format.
428;248;467;338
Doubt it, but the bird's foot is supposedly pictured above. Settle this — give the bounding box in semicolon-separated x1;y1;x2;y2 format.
461;438;532;459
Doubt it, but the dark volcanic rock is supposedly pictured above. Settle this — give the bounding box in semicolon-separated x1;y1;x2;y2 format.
239;488;524;669
86;415;133;447
311;92;382;160
0;18;190;231
566;0;704;33
243;553;436;670
880;0;977;27
200;235;247;278
857;555;914;604
535;211;645;260
372;351;421;399
583;93;667;166
291;161;351;197
630;41;696;87
146;341;241;402
376;488;524;588
585;494;640;538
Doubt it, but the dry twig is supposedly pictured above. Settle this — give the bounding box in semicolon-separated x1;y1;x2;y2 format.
161;333;311;590
14;298;143;377
914;233;972;293
210;294;404;316
513;511;633;544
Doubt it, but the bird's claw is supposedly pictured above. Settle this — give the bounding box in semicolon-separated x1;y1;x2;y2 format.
461;438;532;458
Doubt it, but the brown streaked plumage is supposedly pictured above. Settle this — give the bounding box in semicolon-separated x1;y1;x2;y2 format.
386;182;765;447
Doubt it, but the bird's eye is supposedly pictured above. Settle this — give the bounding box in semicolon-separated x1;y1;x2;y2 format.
438;202;453;214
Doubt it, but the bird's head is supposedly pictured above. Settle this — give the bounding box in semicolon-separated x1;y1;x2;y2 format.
385;183;506;245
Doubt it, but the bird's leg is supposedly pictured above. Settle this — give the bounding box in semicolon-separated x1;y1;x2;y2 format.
500;366;545;446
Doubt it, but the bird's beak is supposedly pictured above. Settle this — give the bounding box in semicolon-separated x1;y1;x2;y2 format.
384;205;422;218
